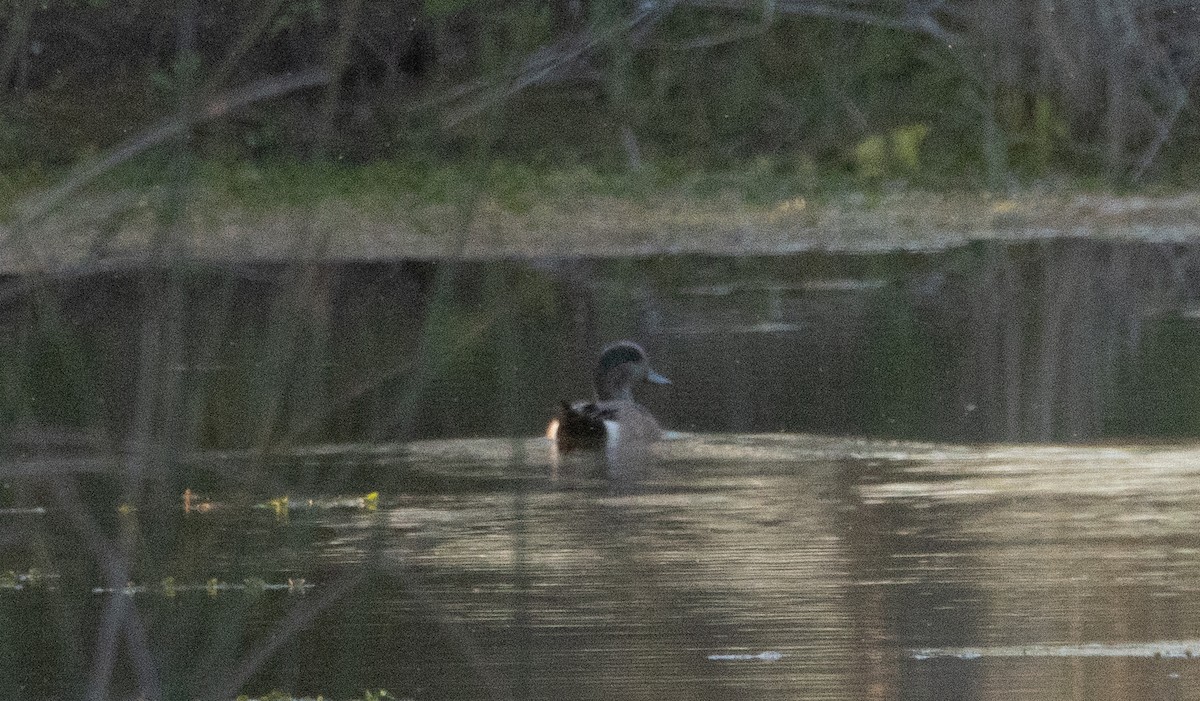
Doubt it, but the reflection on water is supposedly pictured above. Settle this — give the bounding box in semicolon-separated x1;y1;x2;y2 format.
316;435;1200;700
6;435;1200;699
5;239;1200;698
3;240;1200;449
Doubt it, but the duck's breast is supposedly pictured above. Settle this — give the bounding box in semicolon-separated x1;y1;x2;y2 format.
596;400;662;444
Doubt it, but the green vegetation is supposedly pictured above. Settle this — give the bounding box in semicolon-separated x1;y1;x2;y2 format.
1;0;1197;229
0;568;48;590
0;155;856;220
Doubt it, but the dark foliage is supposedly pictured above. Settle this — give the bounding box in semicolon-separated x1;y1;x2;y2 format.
2;0;1199;183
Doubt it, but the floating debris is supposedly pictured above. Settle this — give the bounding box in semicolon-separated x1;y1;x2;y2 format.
179;490;384;519
89;582;146;597
254;493;383;516
707;651;784;662
183;488;214;513
267;496;289;520
92;577;315;597
910;640;1200;660
232;689;398;701
0;568;55;591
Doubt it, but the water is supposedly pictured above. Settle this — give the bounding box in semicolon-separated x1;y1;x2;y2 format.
9;239;1200;446
5;239;1200;699
7;435;1200;699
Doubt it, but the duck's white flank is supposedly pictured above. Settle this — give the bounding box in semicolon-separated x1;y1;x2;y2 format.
603;419;620;448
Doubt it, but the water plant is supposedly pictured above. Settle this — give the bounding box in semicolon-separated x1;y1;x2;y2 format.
0;569;51;591
232;690;395;701
267;495;289;520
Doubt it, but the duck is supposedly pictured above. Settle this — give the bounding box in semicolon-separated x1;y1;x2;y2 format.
547;340;671;453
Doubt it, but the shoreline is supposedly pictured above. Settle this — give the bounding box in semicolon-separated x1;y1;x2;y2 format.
5;188;1200;271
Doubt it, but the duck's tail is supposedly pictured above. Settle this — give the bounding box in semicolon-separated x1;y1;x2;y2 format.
552;401;614;452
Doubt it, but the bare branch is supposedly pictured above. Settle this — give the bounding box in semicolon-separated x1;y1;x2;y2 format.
10;68;332;232
684;0;961;44
437;1;680;127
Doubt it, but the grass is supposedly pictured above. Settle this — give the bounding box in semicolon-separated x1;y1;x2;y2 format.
2;153;1200;262
0;153;891;218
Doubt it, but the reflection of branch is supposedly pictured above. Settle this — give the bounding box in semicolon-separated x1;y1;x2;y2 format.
204;567;367;701
53;480;161;701
381;560;515;701
279;299;504;446
10;68;332;231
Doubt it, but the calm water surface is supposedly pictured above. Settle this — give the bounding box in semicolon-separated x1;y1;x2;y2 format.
15;434;1187;700
5;240;1200;699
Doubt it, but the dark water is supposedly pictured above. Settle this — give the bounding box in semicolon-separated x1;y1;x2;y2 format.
5;239;1200;699
6;238;1200;446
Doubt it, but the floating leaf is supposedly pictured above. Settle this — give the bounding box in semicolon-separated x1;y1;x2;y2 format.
268;496;289;519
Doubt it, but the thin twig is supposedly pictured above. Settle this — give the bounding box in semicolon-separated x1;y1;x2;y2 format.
439;1;678;127
10;68;332;233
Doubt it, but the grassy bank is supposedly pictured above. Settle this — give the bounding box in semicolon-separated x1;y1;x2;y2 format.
4;158;1200;268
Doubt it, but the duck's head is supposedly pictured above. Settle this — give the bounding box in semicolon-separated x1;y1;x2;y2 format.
593;340;671;401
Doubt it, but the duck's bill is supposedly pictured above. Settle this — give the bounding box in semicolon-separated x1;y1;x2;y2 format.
646;369;672;385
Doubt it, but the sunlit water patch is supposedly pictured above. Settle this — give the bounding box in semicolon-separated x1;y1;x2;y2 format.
9;433;1200;699
911;639;1200;660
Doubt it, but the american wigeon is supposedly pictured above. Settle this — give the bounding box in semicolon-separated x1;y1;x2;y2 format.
547;340;671;452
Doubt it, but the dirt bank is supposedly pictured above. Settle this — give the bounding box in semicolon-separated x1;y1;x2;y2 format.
6;189;1200;271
